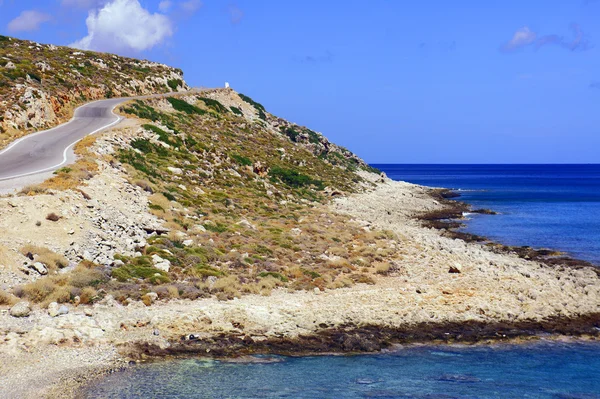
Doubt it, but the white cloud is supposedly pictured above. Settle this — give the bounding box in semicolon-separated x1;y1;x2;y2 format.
501;24;591;53
158;0;172;12
70;0;173;53
180;0;202;13
7;10;52;32
501;26;536;52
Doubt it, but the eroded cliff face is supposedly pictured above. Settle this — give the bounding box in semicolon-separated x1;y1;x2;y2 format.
0;35;189;143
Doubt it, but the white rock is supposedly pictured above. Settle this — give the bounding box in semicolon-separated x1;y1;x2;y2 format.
236;219;256;230
167;167;183;175
31;262;48;275
182;239;194;247
10;302;31;317
151;254;171;272
48;302;60;317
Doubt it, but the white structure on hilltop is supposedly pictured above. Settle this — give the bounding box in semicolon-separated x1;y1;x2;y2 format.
225;82;230;89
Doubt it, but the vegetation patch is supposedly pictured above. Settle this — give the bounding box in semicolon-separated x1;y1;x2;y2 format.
167;97;206;115
239;93;267;120
269;166;324;190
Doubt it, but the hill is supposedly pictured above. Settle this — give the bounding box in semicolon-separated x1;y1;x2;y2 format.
0;35;188;148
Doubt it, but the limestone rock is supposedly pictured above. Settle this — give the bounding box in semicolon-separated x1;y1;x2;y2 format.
10;302;31;318
151;254;171;272
48;302;60;317
30;262;48;275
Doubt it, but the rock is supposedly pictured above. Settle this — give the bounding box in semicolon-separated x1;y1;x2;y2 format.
31;262;48;275
84;308;94;317
449;263;462;274
58;305;69;315
313;287;321;294
10;302;31;318
151;254;171;272
48;302;60;317
167;167;183;175
142;292;158;306
113;259;125;267
236;219;256;230
191;224;206;233
182;239;194;247
206;276;218;288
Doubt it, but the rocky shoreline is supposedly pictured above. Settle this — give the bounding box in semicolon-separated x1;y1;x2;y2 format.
419;188;599;271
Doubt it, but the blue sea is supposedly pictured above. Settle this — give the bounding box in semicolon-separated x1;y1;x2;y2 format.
375;164;600;265
85;342;600;398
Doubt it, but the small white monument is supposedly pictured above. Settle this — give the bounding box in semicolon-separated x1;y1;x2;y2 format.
225;82;230;89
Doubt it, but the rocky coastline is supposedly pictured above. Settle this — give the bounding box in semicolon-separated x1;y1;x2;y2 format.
1;173;598;398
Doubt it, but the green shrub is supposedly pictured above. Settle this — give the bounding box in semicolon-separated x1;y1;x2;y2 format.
111;256;170;284
258;272;289;282
203;222;228;233
230;106;243;116
198;97;228;113
269;166;324;190
239;93;267;120
167;97;206;115
282;127;300;142
194;264;224;277
167;79;183;91
231;154;252;166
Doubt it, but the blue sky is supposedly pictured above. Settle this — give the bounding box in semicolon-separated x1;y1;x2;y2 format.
1;0;599;163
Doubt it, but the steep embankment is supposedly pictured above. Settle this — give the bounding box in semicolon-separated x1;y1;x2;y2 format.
0;35;188;147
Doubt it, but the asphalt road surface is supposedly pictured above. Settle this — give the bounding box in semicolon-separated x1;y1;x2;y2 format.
0;97;127;182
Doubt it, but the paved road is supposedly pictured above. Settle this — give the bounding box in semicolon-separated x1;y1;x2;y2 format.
0;97;127;181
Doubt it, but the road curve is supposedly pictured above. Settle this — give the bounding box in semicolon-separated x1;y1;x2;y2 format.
0;98;128;182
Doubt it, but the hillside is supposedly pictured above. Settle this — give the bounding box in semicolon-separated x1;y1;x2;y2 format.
0;35;188;148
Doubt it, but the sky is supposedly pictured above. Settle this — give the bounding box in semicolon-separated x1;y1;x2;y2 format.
0;0;599;164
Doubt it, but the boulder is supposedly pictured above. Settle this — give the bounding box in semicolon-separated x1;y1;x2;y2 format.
151;254;171;272
449;262;462;274
167;167;183;175
10;302;31;318
48;302;60;317
31;262;48;275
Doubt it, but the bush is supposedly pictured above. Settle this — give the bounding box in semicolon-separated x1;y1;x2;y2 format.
111;256;170;284
231;154;252;166
230;106;243;116
269;166;324;190
167;97;206;115
239;93;267;120
197;97;229;113
258;271;289;282
167;79;183;91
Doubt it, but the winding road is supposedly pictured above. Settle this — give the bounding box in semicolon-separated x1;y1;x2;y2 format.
0;98;127;183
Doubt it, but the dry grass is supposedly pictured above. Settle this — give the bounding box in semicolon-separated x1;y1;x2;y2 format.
0;290;18;306
20;245;69;271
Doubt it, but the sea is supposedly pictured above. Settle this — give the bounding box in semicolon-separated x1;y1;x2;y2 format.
376;164;600;265
84;342;600;398
84;164;600;398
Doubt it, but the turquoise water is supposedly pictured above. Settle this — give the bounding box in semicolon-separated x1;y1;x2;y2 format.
375;164;600;264
85;342;600;398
